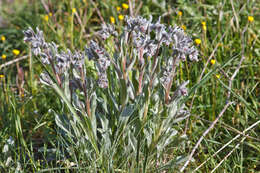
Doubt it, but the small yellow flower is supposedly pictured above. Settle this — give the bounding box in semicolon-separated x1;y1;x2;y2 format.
210;59;216;65
110;16;115;24
116;6;121;12
202;25;207;31
83;0;86;3
1;35;6;42
72;8;76;13
248;16;254;23
118;14;124;21
216;74;220;79
194;39;201;45
1;54;6;59
201;21;207;31
201;21;206;26
122;3;129;10
181;25;186;31
49;12;53;17
0;74;4;78
178;11;183;17
44;15;49;22
12;49;20;56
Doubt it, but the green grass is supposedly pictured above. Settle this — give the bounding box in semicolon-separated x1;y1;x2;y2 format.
0;0;259;172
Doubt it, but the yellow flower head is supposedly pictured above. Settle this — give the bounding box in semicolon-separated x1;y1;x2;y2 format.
49;12;53;17
110;16;115;24
181;25;186;31
116;6;121;12
118;14;124;21
12;49;20;56
44;15;49;22
201;21;206;26
0;74;4;78
178;11;183;17
122;3;129;10
216;74;220;79
202;25;207;31
1;35;6;42
210;59;216;65
2;54;7;59
194;39;201;45
248;16;254;23
72;8;76;13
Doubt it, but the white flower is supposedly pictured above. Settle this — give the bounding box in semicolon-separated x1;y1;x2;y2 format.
3;144;9;153
7;136;14;146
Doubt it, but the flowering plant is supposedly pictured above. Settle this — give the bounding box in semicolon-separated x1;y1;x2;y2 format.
24;15;199;171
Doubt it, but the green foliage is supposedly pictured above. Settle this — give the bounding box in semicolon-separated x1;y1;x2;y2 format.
0;0;259;172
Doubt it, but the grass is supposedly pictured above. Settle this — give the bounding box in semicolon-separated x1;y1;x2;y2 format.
0;0;259;172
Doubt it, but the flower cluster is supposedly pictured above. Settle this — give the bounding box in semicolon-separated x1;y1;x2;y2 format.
124;16;198;61
23;27;85;85
98;23;118;40
24;15;199;95
120;16;198;99
85;41;110;88
24;27;47;56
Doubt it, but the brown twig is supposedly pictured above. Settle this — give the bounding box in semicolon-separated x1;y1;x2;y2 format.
184;2;248;134
90;0;105;24
0;56;28;70
128;0;134;17
192;120;260;172
180;101;233;172
227;24;248;99
40;0;50;13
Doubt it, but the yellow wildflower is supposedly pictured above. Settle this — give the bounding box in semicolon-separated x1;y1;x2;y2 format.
1;35;6;42
110;16;115;24
122;3;129;10
210;59;216;65
201;21;207;31
116;6;121;12
216;74;220;79
49;12;53;17
194;39;201;45
0;74;4;78
44;15;49;22
118;14;124;21
202;25;207;31
12;49;20;56
248;16;254;23
178;11;182;17
72;8;76;13
181;25;186;31
2;54;6;59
